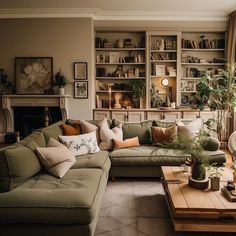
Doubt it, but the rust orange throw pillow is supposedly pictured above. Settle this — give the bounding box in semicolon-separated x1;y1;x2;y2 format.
113;137;140;150
151;125;177;146
60;123;81;136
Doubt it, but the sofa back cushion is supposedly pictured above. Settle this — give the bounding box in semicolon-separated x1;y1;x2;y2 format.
0;144;41;192
122;120;153;144
19;131;46;147
40;120;64;142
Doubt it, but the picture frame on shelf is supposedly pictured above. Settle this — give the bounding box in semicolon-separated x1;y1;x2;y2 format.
74;62;87;80
155;64;165;76
15;57;53;95
109;52;120;63
74;81;88;99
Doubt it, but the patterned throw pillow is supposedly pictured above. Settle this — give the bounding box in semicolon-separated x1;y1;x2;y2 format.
151;125;177;146
59;131;100;156
99;118;123;151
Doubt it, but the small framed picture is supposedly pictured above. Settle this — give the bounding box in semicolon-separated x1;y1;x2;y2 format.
74;62;87;80
74;81;88;99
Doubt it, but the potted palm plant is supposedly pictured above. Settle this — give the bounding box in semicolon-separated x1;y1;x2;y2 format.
193;67;236;142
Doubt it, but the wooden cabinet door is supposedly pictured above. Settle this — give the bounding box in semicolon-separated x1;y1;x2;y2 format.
146;111;163;120
182;111;200;120
111;111;128;122
127;112;145;122
93;111;111;120
163;112;181;121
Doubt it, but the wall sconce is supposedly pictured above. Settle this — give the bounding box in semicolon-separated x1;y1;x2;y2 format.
161;78;170;107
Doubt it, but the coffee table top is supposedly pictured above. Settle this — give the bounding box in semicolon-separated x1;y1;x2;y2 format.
161;166;236;214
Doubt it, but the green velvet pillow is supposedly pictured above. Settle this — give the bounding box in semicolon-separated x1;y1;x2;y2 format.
122;120;153;144
19;131;46;147
0;144;41;192
202;137;220;151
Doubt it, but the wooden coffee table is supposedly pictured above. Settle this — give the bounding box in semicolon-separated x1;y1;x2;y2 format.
161;166;236;232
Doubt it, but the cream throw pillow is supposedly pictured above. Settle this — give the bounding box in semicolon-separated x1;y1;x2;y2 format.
59;131;100;157
177;118;203;138
99;118;123;150
36;138;76;178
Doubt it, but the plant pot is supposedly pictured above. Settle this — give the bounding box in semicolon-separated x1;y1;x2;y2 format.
191;160;206;180
211;177;220;191
58;87;65;95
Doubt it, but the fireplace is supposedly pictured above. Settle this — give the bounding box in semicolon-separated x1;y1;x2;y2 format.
1;95;69;137
14;107;62;138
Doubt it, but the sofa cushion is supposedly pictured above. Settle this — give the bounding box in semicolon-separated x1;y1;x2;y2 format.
40;120;64;142
122;120;153;144
153;120;176;128
0;168;107;225
0;144;41;192
71;151;111;176
59;131;100;156
109;145;226;166
19;131;46;147
99;118;123;150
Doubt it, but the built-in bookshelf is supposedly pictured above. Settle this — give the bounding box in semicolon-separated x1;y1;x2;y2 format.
95;31;146;109
180;32;226;106
146;31;181;108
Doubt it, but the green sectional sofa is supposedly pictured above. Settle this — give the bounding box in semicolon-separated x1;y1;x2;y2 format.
0;119;226;236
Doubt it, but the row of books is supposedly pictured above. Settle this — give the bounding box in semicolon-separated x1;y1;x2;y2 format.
182;38;225;49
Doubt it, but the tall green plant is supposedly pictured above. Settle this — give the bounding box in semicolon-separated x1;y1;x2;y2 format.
193;67;236;141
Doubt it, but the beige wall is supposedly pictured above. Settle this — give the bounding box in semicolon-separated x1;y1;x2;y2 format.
0;17;227;134
0;18;95;133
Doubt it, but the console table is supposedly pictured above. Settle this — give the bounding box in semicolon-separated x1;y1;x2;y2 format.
1;95;70;133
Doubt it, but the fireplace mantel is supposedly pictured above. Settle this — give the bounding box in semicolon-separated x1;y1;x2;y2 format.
1;95;70;132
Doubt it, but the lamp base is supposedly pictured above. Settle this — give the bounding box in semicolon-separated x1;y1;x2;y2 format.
188;176;209;190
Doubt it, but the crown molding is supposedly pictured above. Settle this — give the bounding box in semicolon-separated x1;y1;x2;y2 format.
0;8;229;21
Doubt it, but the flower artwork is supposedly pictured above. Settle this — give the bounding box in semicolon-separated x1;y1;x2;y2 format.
15;57;53;94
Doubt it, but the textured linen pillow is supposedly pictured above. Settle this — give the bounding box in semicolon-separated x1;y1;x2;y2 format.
35;138;76;178
59;131;100;156
113;137;140;150
80;120;100;143
151;125;177;146
99;118;123;150
60;123;81;135
177;118;203;138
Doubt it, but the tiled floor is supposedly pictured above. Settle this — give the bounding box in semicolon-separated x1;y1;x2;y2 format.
95;179;236;236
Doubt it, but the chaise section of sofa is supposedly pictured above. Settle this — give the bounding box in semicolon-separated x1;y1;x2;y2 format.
0;121;111;236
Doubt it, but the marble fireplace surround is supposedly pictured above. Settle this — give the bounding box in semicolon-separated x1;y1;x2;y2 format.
1;95;70;133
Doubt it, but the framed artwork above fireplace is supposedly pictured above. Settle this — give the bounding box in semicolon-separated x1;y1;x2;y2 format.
15;57;53;95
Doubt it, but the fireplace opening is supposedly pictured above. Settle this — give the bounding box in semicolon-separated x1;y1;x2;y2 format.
14;107;62;138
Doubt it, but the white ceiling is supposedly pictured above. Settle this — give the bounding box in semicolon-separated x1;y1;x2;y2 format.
0;0;235;21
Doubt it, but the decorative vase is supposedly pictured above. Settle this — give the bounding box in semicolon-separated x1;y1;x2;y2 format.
191;160;206;180
58;87;65;95
189;159;209;190
117;39;124;48
210;177;220;191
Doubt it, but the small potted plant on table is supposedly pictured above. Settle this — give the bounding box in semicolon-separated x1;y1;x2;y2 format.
207;163;224;191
